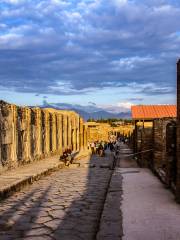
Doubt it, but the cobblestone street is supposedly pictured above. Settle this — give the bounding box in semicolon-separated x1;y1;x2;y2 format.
0;152;116;240
1;144;180;240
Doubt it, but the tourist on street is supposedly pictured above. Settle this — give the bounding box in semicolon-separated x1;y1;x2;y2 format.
90;142;95;154
95;141;100;154
99;143;105;157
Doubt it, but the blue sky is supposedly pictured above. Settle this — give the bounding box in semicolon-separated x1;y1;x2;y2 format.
0;0;179;112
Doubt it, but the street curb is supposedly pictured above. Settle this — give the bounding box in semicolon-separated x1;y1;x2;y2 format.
0;151;91;201
0;162;66;201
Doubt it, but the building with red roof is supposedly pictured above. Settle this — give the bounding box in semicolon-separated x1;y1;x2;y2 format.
131;105;177;120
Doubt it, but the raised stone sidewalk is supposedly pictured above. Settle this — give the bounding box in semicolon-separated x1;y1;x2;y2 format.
117;143;180;240
0;149;91;200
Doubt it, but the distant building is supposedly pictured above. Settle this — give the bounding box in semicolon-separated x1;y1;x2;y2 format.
85;122;134;142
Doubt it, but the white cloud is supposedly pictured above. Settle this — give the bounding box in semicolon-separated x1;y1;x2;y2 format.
0;24;7;29
2;0;24;4
99;101;133;113
117;101;133;109
113;0;128;7
0;0;178;103
0;33;23;47
77;0;101;11
153;4;174;13
111;56;154;71
127;82;174;95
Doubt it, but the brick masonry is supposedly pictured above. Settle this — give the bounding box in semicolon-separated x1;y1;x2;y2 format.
134;122;153;168
153;118;176;187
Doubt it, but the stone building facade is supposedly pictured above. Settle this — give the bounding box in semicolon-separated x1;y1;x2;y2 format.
131;61;180;202
153;118;177;188
0;101;87;172
133;121;153;168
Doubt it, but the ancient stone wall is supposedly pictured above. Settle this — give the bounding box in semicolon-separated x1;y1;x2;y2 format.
153;119;165;171
133;116;179;200
0;101;87;172
153;118;177;187
134;122;153;167
141;127;153;168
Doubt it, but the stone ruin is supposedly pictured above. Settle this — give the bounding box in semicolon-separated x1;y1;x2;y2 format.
85;122;134;143
0;101;88;172
131;60;180;202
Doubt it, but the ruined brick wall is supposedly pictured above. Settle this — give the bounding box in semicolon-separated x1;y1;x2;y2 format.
134;122;153;167
141;127;153;168
0;101;87;172
153;119;166;172
153;118;176;187
176;59;180;202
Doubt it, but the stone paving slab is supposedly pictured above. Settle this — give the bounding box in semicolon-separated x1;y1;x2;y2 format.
116;143;137;168
0;150;90;199
0;151;114;240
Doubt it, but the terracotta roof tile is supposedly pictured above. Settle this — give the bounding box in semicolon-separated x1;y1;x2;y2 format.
131;105;177;120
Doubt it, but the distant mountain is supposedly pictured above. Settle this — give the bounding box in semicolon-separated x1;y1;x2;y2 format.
38;101;131;120
80;110;131;120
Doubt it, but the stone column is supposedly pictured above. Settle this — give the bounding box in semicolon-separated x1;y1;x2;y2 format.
51;112;57;154
176;59;180;202
0;102;17;168
76;116;80;151
11;105;18;166
72;116;77;151
79;118;84;150
32;108;42;160
62;114;68;151
42;110;50;156
17;107;31;163
68;114;72;150
83;125;88;149
57;113;63;155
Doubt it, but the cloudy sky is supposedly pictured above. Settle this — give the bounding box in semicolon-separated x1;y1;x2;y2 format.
0;0;179;112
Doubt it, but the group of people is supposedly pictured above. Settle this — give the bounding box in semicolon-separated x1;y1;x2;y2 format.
89;136;130;157
89;141;108;157
107;141;121;153
60;136;129;163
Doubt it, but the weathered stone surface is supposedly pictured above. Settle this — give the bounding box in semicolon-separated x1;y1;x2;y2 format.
0;102;17;169
85;122;133;142
0;101;88;172
153;118;177;187
0;152;115;240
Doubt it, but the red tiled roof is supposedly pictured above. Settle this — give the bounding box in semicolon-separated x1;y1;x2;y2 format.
131;105;177;120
